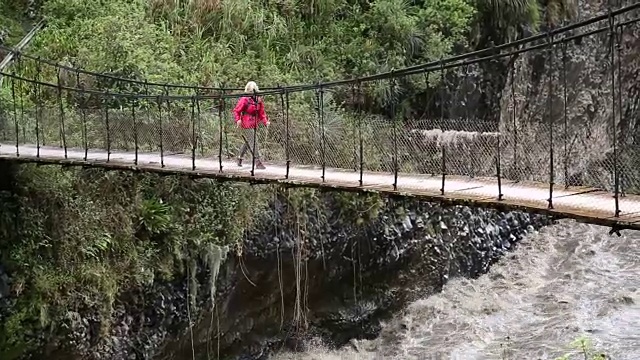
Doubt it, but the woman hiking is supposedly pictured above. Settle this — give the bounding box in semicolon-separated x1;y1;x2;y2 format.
233;81;270;170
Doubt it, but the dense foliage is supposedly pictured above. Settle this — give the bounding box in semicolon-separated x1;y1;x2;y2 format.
4;0;573;87
29;0;476;87
0;163;274;354
0;10;22;47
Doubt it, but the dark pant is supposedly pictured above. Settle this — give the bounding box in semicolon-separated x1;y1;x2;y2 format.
238;129;260;160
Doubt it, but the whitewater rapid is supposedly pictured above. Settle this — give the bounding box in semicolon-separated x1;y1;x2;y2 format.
274;220;640;359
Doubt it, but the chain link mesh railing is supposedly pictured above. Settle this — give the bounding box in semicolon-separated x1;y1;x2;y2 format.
1;3;640;226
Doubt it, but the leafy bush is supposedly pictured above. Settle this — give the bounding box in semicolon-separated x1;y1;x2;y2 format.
0;0;28;46
0;163;271;353
26;0;475;89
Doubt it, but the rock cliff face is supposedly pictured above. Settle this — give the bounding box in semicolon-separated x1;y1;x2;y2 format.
497;2;640;191
423;3;640;194
30;188;553;360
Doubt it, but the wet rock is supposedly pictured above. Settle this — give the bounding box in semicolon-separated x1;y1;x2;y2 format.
621;296;635;305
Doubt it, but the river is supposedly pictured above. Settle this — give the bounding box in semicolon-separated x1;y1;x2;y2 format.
273;220;640;359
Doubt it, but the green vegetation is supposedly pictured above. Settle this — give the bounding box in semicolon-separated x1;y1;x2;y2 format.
554;335;608;360
0;0;29;46
0;163;273;355
10;0;574;88
30;0;475;87
5;0;567;100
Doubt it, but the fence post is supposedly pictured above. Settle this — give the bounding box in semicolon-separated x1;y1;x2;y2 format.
616;24;625;198
319;83;326;182
222;87;229;159
198;90;204;157
278;86;288;178
34;62;41;157
191;95;196;171
609;9;620;217
10;71;18;157
390;75;398;191
314;85;322;179
143;81;151;152
511;64;518;181
422;72;430;177
439;61;446;196
496;130;503;201
285;89;291;179
105;91;111;162
56;68;68;159
195;92;202;168
163;86;170;165
547;32;555;210
357;81;364;187
132;96;138;165
156;93;164;168
16;55;25;145
1;80;5;143
562;42;568;189
250;90;258;177
463;65;474;178
77;72;88;161
218;91;224;172
350;84;358;171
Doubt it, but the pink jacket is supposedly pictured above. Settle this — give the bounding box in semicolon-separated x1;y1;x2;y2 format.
233;96;269;129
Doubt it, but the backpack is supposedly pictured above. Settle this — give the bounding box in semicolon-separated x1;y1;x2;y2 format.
241;96;260;116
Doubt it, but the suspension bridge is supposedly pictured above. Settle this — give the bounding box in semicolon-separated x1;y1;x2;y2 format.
1;4;640;231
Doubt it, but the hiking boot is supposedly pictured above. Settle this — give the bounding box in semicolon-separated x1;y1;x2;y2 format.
255;160;266;170
237;158;243;167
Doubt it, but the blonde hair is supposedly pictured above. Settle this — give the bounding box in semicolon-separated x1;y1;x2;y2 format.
244;81;259;94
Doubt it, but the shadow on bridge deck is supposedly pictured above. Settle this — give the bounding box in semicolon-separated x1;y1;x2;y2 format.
2;143;640;231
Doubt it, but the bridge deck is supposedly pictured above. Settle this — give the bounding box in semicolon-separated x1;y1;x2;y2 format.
2;143;640;230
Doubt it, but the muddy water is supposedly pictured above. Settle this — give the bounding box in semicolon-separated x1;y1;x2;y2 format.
274;220;640;359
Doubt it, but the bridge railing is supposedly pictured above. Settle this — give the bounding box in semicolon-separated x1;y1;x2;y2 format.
1;4;640;222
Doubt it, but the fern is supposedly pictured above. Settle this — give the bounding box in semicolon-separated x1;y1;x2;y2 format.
81;232;113;260
137;198;172;235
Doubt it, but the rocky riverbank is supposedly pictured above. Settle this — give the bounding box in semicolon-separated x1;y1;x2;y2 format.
18;186;554;360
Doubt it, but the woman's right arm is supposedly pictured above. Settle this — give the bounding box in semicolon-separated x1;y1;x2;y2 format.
233;97;247;123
